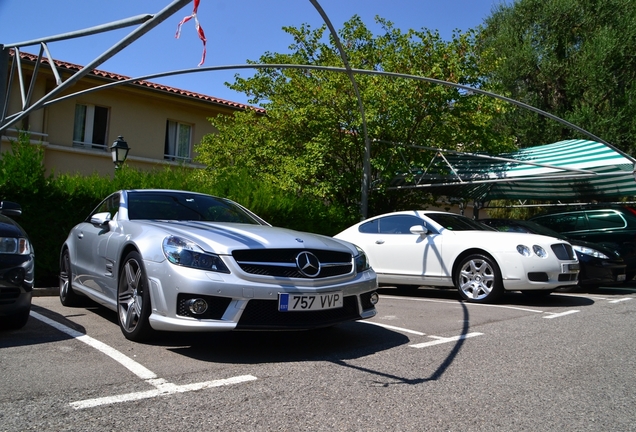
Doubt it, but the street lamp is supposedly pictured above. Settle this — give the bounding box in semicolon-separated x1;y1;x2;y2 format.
110;136;130;168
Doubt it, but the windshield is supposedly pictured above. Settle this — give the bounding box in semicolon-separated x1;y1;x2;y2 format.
426;213;492;231
126;191;264;224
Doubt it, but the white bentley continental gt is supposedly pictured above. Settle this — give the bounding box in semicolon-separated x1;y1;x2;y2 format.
334;210;580;303
59;189;378;341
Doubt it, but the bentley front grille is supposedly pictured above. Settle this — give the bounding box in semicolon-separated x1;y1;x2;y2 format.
551;243;576;261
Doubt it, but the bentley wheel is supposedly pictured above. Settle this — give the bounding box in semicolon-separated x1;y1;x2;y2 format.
117;251;154;342
60;250;82;306
455;254;503;303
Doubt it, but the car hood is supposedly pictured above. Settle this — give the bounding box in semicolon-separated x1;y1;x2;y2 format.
135;220;356;255
0;214;26;238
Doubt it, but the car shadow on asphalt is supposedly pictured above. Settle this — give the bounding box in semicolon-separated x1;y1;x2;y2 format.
0;304;90;349
159;302;476;386
16;298;484;386
159;320;410;363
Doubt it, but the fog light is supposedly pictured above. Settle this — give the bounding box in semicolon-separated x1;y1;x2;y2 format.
186;298;208;315
370;292;379;305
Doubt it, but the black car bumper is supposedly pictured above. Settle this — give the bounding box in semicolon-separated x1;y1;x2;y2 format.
0;254;34;317
577;255;626;286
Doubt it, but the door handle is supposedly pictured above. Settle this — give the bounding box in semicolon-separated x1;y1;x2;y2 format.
77;232;84;239
375;239;384;244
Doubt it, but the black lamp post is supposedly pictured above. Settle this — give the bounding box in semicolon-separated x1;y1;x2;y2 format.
110;136;130;169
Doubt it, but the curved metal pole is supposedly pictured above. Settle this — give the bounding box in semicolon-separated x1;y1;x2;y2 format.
34;63;617;152
308;0;372;220
3;15;154;48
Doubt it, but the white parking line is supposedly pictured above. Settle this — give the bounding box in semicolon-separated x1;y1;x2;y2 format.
31;311;157;380
543;310;580;319
359;320;426;336
30;311;257;409
69;375;257;410
609;297;633;304
409;332;483;349
380;295;545;313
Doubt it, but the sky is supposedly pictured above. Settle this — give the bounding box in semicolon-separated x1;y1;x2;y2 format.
0;0;502;107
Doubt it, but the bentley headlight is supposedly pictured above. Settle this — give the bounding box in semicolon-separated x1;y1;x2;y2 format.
533;245;548;258
354;245;371;273
572;245;609;259
517;245;531;257
162;236;230;273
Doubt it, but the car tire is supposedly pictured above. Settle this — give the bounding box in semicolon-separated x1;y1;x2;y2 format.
117;251;154;342
455;254;503;303
60;250;83;307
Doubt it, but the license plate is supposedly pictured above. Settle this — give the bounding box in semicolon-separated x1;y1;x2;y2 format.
278;292;343;312
617;273;627;282
562;263;580;272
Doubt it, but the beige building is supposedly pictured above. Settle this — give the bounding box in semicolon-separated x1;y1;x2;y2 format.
1;51;264;176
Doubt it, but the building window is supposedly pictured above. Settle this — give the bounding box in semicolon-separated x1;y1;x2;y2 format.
164;120;192;162
73;104;109;150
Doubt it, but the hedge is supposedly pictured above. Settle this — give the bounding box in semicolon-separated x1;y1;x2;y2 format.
0;134;356;287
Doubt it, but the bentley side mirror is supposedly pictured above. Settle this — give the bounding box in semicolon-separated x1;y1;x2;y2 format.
410;225;429;236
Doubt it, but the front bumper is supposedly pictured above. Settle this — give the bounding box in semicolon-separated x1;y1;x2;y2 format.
0;254;34;317
578;256;627;286
144;259;378;332
501;258;579;291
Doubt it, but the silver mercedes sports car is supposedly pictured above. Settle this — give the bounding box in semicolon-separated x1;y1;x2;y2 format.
59;189;378;341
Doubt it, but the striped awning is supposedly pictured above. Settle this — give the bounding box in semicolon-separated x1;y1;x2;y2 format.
389;139;636;202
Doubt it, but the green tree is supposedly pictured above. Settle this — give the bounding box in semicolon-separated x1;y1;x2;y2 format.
479;0;636;153
196;16;513;218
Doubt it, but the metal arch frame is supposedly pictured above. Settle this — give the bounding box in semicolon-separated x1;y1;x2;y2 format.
0;0;618;219
0;0;192;130
22;62;623;154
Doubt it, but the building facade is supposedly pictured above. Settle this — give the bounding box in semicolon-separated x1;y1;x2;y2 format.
1;51;264;176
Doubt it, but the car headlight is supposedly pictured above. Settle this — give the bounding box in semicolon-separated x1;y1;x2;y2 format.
162;236;230;273
517;244;548;258
517;245;531;257
0;237;31;255
572;245;609;259
533;245;548;258
354;245;371;273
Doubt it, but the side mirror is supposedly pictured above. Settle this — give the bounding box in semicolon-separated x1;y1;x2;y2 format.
90;212;112;227
0;201;22;217
410;225;428;236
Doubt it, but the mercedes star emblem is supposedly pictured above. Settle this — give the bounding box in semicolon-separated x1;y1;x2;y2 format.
296;251;321;277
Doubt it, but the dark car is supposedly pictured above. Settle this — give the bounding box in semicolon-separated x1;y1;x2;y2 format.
0;201;34;330
529;206;636;281
481;218;626;289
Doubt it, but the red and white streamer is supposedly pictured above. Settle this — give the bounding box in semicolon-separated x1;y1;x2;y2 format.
175;0;207;66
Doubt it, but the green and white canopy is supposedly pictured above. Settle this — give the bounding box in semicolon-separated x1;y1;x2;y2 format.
390;139;636;202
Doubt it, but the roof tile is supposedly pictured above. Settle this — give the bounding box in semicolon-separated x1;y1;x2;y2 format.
14;50;265;113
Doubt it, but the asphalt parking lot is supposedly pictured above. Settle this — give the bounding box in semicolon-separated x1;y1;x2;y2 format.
2;284;636;431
